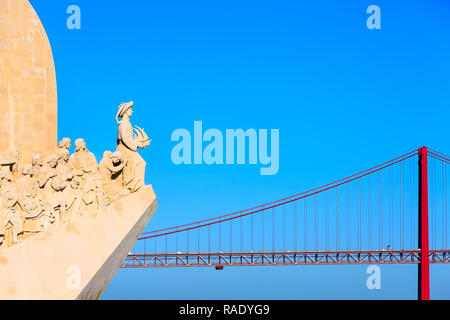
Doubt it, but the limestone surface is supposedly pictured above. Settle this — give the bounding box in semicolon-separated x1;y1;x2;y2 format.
0;185;157;300
0;0;58;164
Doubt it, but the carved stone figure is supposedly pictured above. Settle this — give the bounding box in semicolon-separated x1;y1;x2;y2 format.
56;148;76;222
58;138;72;151
38;155;57;193
116;101;151;193
69;139;98;175
38;155;67;225
0;168;23;245
64;176;83;220
16;162;54;234
0;149;19;166
69;139;103;210
99;151;130;205
16;164;39;197
0;149;19;179
0;168;19;208
21;193;54;233
56;149;74;184
31;153;43;181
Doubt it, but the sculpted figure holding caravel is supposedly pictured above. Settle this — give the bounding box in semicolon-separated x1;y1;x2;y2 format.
116;101;150;193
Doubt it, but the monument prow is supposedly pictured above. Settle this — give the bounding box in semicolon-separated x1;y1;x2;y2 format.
0;185;157;300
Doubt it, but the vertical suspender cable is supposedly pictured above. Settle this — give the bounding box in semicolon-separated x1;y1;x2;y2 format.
336;187;340;251
208;225;211;253
368;175;371;250
446;163;448;249
326;191;329;251
304;198;308;251
347;183;350;250
411;157;413;249
430;160;433;249
251;214;254;252
272;208;275;251
400;162;404;249
443;162;446;250
198;223;200;253
261;212;265;251
283;205;287;251
218;222;221;252
434;159;437;249
380;171;383;249
176;227;179;253
230;219;233;252
187;230;190;253
391;165;394;249
240;217;243;252
358;180;362;250
293;202;298;251
315;194;318;251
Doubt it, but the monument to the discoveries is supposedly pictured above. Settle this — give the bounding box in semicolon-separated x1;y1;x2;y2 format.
0;0;57;164
0;0;157;299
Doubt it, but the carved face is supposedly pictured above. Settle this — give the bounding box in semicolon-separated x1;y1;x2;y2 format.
22;164;32;176
111;155;120;165
47;156;58;168
59;138;71;150
4;188;15;201
58;149;69;162
71;179;80;189
32;154;43;167
75;139;86;151
126;107;133;117
110;151;122;165
1;170;12;182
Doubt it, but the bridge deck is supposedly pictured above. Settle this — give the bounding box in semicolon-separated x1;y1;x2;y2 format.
121;249;450;268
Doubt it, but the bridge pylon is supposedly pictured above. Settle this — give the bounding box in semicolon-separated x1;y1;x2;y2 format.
418;146;430;300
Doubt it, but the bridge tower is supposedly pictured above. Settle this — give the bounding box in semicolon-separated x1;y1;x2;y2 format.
418;146;430;300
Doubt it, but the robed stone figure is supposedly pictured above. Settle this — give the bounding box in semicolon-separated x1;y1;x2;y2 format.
116;101;150;193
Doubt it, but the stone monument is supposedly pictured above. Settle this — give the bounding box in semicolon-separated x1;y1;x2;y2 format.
0;0;158;299
0;0;57;165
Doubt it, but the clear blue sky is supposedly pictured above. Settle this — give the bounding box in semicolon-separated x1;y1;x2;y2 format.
30;0;450;299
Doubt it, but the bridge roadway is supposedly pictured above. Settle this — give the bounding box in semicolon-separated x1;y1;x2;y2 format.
121;249;450;268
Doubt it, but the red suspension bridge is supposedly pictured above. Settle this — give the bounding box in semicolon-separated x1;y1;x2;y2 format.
122;147;450;300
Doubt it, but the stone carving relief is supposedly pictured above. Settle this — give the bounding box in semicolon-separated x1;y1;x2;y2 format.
0;102;151;248
116;101;151;193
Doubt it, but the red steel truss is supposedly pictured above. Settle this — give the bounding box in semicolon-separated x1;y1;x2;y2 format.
121;249;450;268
